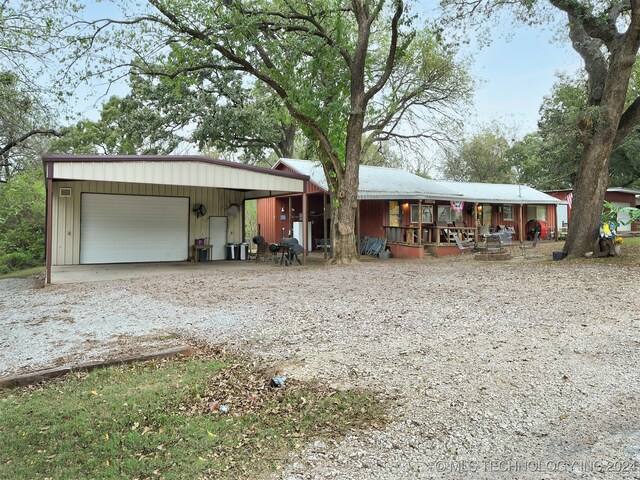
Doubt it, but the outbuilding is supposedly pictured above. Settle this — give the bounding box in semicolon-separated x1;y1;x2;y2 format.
43;155;309;284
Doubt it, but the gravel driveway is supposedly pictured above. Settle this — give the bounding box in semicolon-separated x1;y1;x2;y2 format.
2;254;639;479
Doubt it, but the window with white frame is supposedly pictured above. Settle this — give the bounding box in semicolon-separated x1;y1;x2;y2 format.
503;205;514;221
410;204;434;223
437;205;463;224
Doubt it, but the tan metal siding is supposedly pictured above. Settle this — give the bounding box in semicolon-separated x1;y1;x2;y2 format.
53;161;304;192
51;180;246;265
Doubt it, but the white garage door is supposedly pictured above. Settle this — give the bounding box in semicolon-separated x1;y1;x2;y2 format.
80;193;189;263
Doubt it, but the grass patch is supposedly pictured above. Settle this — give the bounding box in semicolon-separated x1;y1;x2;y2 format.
0;265;44;280
0;348;385;479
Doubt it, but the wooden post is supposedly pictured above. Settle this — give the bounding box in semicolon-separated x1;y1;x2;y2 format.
417;200;423;245
519;204;524;241
323;192;328;260
302;192;308;265
288;197;292;237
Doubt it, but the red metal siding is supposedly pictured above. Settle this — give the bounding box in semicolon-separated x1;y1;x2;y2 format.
359;200;386;237
275;163;325;194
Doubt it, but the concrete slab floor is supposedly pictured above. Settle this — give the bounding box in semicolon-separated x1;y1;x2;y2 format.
50;252;332;284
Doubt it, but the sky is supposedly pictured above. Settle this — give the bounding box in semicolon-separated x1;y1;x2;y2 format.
73;1;584;141
462;23;582;137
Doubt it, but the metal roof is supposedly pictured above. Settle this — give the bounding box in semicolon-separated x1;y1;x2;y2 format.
277;159;559;204
435;180;560;205
277;159;461;200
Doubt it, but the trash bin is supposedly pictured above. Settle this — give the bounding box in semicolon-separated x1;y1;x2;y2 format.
239;243;249;260
225;243;238;260
198;249;208;262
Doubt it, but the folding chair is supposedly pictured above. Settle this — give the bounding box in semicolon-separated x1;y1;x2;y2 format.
519;231;540;257
453;234;475;260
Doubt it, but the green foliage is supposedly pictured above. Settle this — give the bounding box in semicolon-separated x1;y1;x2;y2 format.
50;94;181;155
602;200;640;227
442;125;515;183
508;74;640;190
0;167;45;272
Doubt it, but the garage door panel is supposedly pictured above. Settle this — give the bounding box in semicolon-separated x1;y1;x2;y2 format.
81;193;188;263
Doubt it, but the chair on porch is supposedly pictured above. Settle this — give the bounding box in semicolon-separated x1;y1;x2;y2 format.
453;234;475;260
519;231;540;257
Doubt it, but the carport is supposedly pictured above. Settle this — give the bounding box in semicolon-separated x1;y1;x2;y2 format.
43;155;309;284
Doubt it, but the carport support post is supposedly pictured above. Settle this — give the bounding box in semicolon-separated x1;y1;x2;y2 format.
302;192;308;265
45;178;53;284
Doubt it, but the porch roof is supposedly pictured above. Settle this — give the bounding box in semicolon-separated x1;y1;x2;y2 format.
435;181;560;205
276;158;461;200
276;158;559;204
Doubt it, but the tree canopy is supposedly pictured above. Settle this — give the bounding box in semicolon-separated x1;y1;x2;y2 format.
443;0;640;257
76;0;471;261
442;126;515;183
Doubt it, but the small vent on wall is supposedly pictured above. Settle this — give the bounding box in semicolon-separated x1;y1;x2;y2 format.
59;187;72;198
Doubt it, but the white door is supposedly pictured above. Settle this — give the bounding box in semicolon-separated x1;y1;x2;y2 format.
293;221;312;251
208;216;228;260
557;204;568;228
80;193;188;263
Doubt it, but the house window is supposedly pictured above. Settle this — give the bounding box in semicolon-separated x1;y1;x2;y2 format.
437;205;463;224
410;204;433;224
527;205;547;221
388;201;401;227
503;205;514;221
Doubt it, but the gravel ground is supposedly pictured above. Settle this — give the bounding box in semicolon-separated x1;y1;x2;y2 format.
2;250;640;479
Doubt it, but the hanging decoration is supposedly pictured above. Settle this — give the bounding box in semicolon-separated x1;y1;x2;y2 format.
450;201;464;212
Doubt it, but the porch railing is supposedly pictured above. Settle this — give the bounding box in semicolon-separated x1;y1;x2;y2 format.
383;225;478;245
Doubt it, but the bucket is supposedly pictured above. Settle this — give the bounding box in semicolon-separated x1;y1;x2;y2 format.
552;251;566;261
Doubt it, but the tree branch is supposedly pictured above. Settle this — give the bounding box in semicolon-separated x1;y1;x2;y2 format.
363;0;403;104
0;129;67;158
548;0;621;45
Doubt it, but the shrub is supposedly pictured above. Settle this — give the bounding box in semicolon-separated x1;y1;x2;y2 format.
0;168;45;272
0;251;39;273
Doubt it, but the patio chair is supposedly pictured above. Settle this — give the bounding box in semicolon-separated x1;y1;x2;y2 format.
453;234;475;260
360;236;370;255
519;231;540;257
280;237;303;265
498;230;515;255
252;235;268;262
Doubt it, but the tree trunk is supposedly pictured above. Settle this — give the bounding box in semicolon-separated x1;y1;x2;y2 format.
329;153;360;264
279;123;296;159
563;130;612;257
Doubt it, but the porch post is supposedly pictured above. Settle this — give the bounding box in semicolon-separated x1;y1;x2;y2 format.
417;200;422;245
288;197;292;237
302;192;308;265
323;192;328;260
519;204;524;241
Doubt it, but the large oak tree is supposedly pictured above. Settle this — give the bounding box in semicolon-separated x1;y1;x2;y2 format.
79;0;471;262
444;0;640;257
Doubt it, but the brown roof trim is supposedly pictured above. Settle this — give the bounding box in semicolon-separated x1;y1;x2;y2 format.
42;154;309;181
